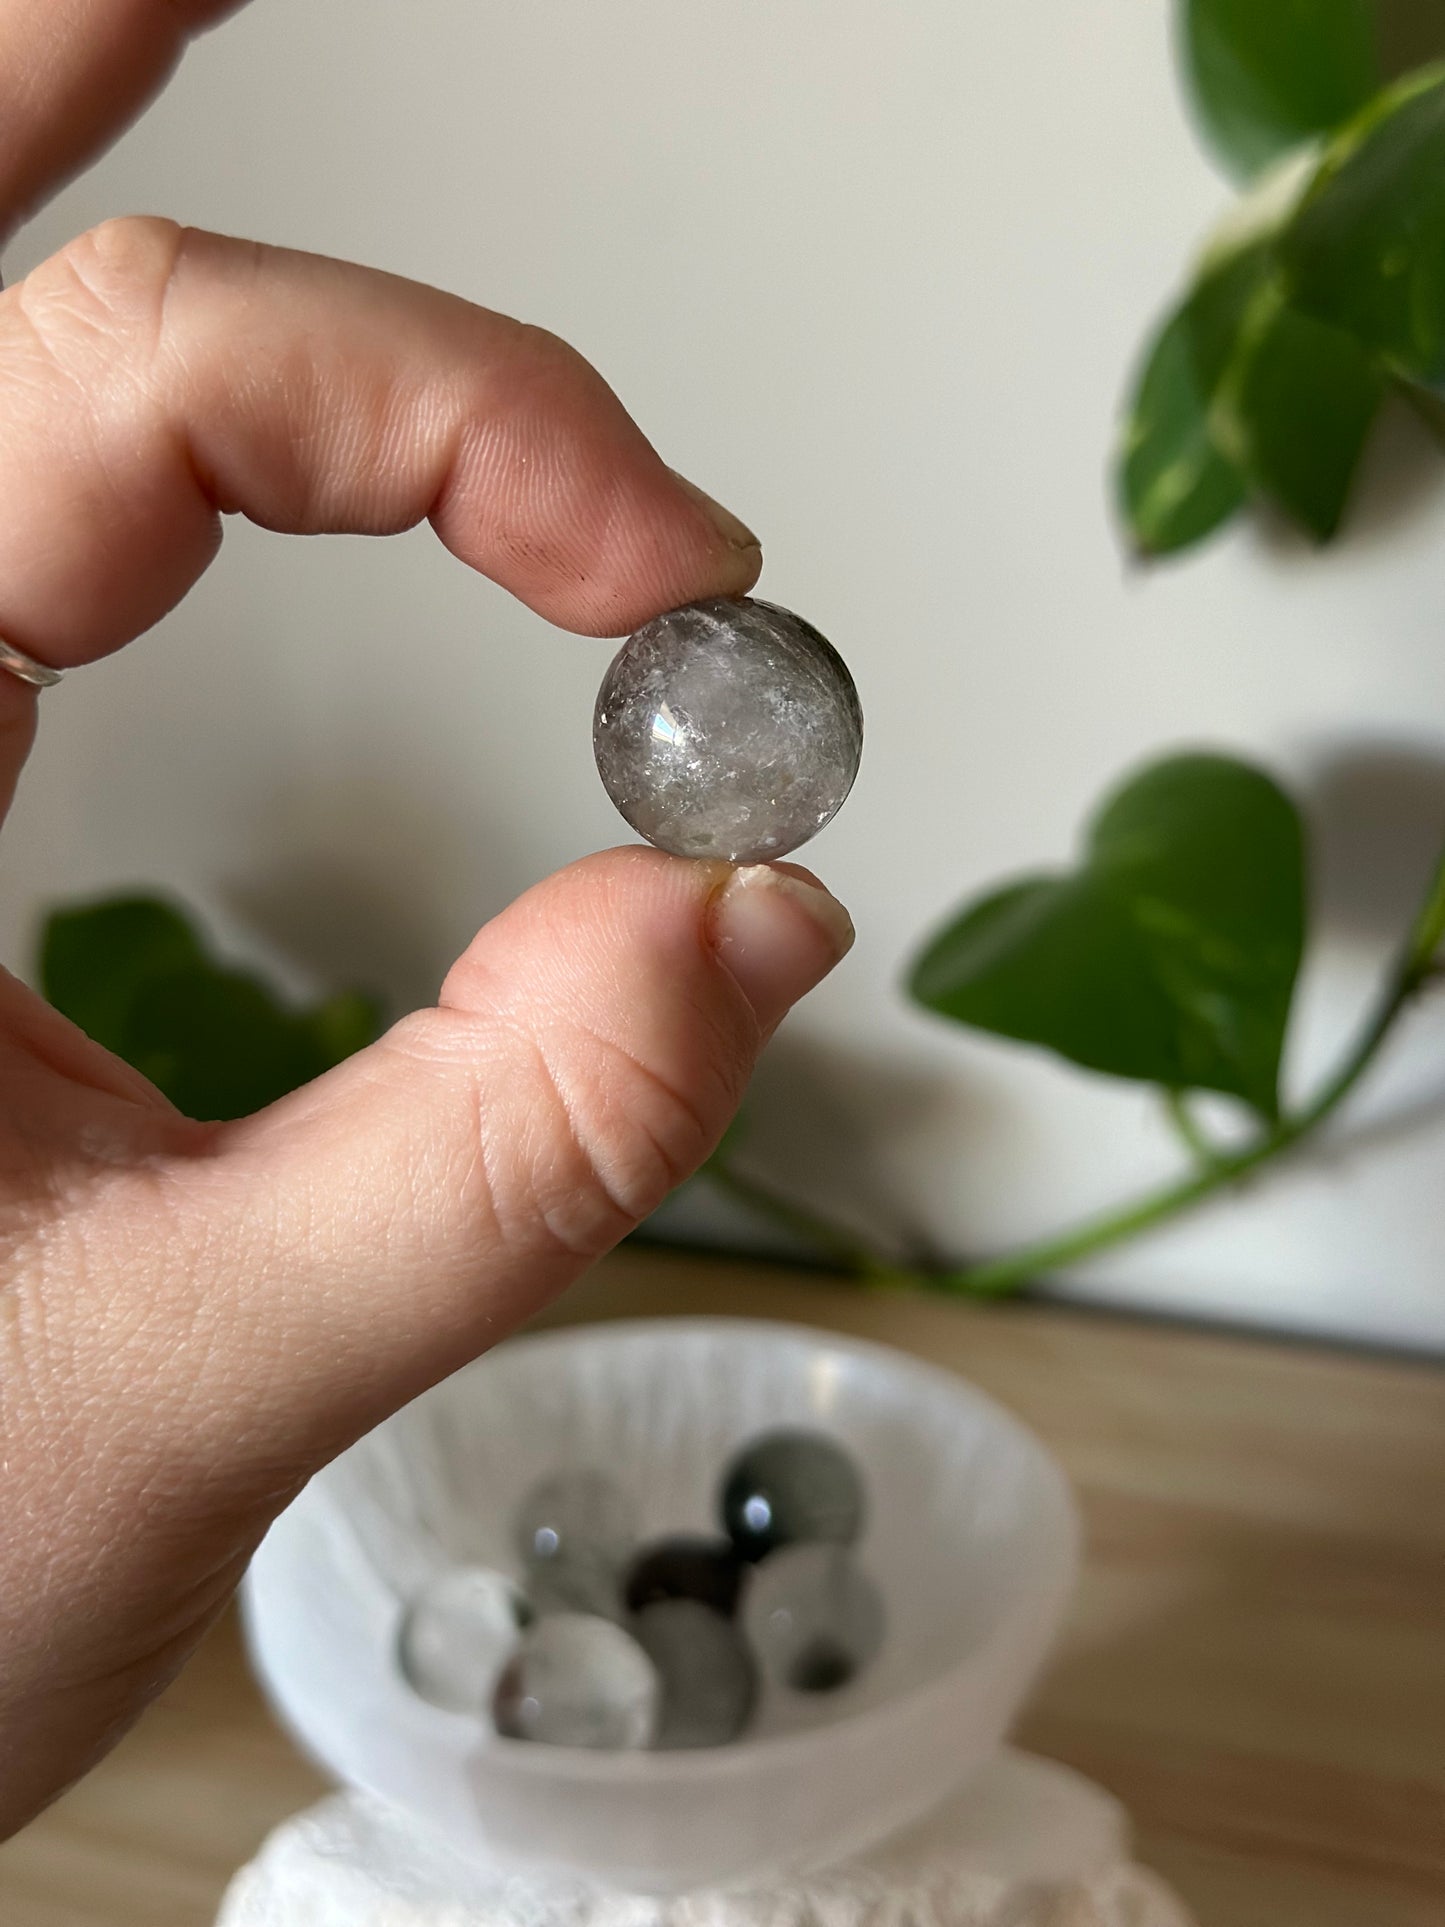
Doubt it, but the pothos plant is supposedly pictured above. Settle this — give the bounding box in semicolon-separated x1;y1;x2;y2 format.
32;0;1445;1295
713;0;1445;1288
1121;0;1445;553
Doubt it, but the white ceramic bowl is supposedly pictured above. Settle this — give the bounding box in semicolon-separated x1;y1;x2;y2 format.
243;1317;1079;1892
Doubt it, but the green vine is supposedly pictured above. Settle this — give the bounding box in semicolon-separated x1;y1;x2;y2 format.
705;806;1445;1296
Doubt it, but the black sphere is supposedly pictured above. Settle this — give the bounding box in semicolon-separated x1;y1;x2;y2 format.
719;1428;865;1563
624;1535;745;1618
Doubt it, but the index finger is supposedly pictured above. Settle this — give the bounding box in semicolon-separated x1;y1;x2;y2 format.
0;0;246;240
0;221;763;825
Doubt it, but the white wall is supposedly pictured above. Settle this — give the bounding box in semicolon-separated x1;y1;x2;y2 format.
5;0;1445;1349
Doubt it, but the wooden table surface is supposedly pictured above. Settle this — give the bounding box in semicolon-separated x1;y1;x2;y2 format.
3;1249;1443;1927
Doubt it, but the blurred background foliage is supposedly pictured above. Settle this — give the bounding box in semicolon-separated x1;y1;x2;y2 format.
1121;0;1445;555
41;896;383;1121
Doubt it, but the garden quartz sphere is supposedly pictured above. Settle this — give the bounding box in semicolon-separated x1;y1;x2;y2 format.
593;598;863;864
721;1428;866;1562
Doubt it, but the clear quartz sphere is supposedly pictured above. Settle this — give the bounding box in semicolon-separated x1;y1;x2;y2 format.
514;1471;636;1623
593;597;863;864
491;1612;661;1749
632;1598;758;1749
396;1566;530;1713
720;1428;865;1563
741;1544;885;1695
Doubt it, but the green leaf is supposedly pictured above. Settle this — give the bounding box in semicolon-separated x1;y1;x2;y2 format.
1123;226;1385;551
1181;0;1380;182
41;896;206;1058
1185;239;1279;383
306;990;388;1069
123;963;333;1121
38;891;385;1121
1280;66;1445;384
908;753;1307;1119
1119;299;1249;556
1118;242;1277;557
1213;275;1384;538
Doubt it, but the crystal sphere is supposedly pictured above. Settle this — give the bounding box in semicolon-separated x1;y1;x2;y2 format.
515;1471;634;1621
491;1613;661;1749
593;597;863;864
742;1544;885;1694
720;1428;865;1563
396;1566;530;1712
624;1535;746;1619
633;1599;758;1748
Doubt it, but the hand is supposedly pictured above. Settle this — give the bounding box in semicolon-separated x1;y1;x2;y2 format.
0;0;853;1836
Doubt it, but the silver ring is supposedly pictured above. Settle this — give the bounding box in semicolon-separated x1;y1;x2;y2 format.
0;637;64;689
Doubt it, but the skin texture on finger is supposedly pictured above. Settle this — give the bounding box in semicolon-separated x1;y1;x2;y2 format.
0;219;761;667
76;851;849;1478
0;0;248;241
0;848;850;1832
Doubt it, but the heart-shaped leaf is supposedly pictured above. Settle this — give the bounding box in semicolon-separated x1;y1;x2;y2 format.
1281;66;1445;384
908;754;1307;1119
1181;0;1380;182
40;892;385;1121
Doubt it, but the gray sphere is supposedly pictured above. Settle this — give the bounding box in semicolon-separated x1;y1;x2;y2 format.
593;597;862;864
742;1545;885;1695
514;1470;635;1623
632;1599;758;1748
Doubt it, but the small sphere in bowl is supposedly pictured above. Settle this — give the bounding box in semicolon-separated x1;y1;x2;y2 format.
492;1613;660;1749
624;1534;745;1618
633;1598;758;1749
397;1566;529;1712
721;1427;865;1562
743;1545;885;1694
528;1548;628;1622
515;1470;634;1619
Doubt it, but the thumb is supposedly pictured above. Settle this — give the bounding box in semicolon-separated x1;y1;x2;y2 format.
0;847;850;1834
116;847;853;1484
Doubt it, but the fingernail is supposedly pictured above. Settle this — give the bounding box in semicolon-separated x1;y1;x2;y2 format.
710;864;854;1030
670;471;762;553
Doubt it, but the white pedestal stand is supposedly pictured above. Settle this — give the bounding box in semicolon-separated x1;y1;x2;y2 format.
216;1749;1196;1927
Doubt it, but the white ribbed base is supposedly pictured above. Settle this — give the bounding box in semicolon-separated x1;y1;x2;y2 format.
216;1749;1195;1927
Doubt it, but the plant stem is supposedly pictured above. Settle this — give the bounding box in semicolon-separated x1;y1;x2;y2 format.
1162;1089;1223;1170
708;834;1445;1297
936;1144;1270;1297
702;1157;891;1278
